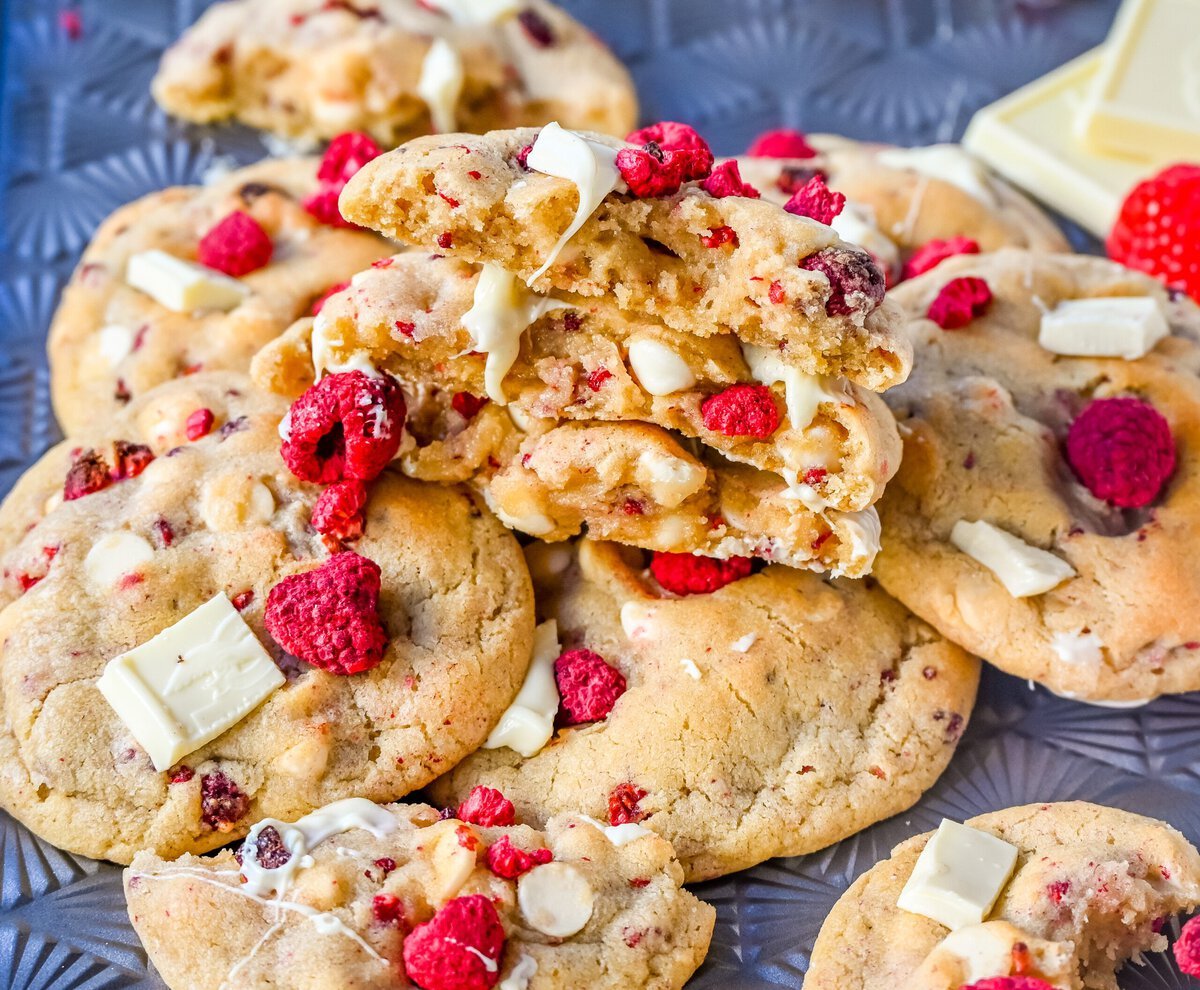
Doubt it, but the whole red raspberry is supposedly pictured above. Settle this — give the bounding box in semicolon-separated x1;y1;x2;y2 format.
650;552;753;595
554;648;626;725
783;175;845;225
311;479;369;542
264;551;389;675
799;247;886;318
451;392;488;419
616;121;714;198
63;449;112;501
746;129;818;159
1108;164;1200;303
304;131;384;228
902;236;980;281
927;276;993;329
958;980;1057;990
281;370;406;483
1174;915;1200;977
200;771;250;831
402;894;505;990
456;786;515;828
701;384;780;437
608;782;648;825
186;408;215;441
701;161;760;200
1065;396;1176;508
311;280;350;316
484;836;552;879
197;211;273;277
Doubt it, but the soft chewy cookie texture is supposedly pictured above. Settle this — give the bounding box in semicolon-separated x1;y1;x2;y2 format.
152;0;637;144
876;250;1200;702
0;372;534;863
48;157;392;434
805;801;1200;990
429;539;979;882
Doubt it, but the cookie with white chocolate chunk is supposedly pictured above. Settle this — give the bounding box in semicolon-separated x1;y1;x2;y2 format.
124;798;714;990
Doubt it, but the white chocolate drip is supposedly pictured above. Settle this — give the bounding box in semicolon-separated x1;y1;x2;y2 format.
484;620;562;757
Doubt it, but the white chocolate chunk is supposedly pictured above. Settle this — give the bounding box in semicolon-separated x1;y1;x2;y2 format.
525;122;623;282
730;633;757;653
431;823;478;902
896;819;1020;930
877;145;998;208
200;475;275;532
741;343;840;432
840;506;882;561
126;250;248;313
498;955;538;990
580;815;654;847
680;658;701;679
620;601;656;640
461;264;570;403
915;920;1074;985
627;337;696;395
1049;628;1104;667
518;862;595;937
484;621;561;758
84;532;154;588
424;0;519;24
96;594;285;772
97;324;135;366
831;202;900;270
634;451;705;507
1038;296;1169;359
951;519;1075;598
416;38;464;134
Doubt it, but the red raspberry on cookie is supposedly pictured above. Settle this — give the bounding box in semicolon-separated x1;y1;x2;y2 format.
1174;915;1200;977
455;786;515;828
197;211;273;277
783;175;845;224
311;280;350;316
304;131;384;228
484;836;552;879
701;384;780;437
1108;164;1200;303
702;160;760;199
402;894;505;990
746;129;818;159
616;121;714;198
650;552;752;595
927;276;993;329
554;648;626;725
63;449;112;501
1065;396;1176;508
608;782;648;825
185;408;215;440
799;246;886;318
902;236;980;281
311;479;369;543
958;980;1057;990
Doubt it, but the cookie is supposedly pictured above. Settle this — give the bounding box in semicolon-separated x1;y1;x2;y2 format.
806;801;1200;990
339;124;912;391
875;250;1200;702
152;0;637;145
48;156;392;433
428;538;979;881
0;372;534;863
125;799;713;990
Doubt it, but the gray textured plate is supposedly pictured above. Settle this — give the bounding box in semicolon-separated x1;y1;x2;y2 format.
4;1;1199;988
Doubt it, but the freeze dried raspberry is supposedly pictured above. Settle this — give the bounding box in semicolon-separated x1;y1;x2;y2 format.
231;589;255;611
200;771;250;831
1065;397;1176;508
402;894;505;990
554;648;626;725
699;225;739;249
64;449;112;500
701;384;780;437
902;236;980;280
451;392;488;419
746;129;818;159
373;893;406;927
1108;164;1200;303
244;825;291;870
1174;916;1200;977
484;836;552;879
517;8;555;46
281;370;406;483
304;131;384;227
169;765;194;784
186;408;215;441
701;161;760;200
311;280;350;316
586;367;613;391
608;783;648;825
302;188;349;228
927;276;993;329
1047;879;1069;904
264;551;389;675
197;211;273;277
958;980;1057;990
456;786;515;827
111;440;154;481
650;552;753;595
799;247;886;317
783;175;845;224
312;479;369;542
616;121;714;198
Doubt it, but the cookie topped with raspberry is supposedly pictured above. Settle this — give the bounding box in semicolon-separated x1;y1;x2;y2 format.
806;802;1200;990
152;0;637;145
125;799;714;990
0;372;534;864
875;250;1200;702
428;538;979;881
48;156;392;433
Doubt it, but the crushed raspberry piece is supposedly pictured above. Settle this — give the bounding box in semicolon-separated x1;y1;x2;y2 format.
312;479;369;542
438;191;460;209
197;211;273;277
700;225;739;249
783;175;845;225
395;320;416;338
115;378;131;403
451;392;488;419
958;980;1058;990
650;552;753;595
776;165;826;196
231;589;255;611
64;449;112;501
517;7;555;46
402;895;505;990
374;856;396;875
484;836;552;879
304;131;384;227
264;551;389;675
437;232;454;249
902;236;980;280
608;783;648;825
804;467;828;486
200;771;250;831
701;161;760;200
1108;164;1200;303
768;279;786;304
111;440;154;481
1065;397;1176;509
169;765;194;784
186;408;215;441
516;143;534;170
1177;917;1200;978
154;518;175;547
799;247;886;317
1047;879;1070;904
746;129;818;159
456;786;516;827
701;384;780;438
245;825;291;870
926;276;992;329
373;892;406;927
555;648;627;725
312;280;350;316
616;121;714;198
281;370;406;483
59;9;83;39
586;367;613;392
622;497;645;515
302;188;348;228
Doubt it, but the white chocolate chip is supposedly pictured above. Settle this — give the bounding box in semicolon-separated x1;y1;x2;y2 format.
951;519;1075;598
517;862;595;937
580;815;654;847
200;476;275;532
97;324;136;366
620;601;656;640
84;532;154;589
498;955;538;990
431;823;478;903
423;0;520;24
416;38;463;133
627;337;696;396
730;633;757;653
634;452;705;507
741;343;841;432
680;658;701;679
1049;628;1105;667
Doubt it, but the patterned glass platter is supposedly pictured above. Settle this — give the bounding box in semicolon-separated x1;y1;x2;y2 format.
5;1;1198;988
